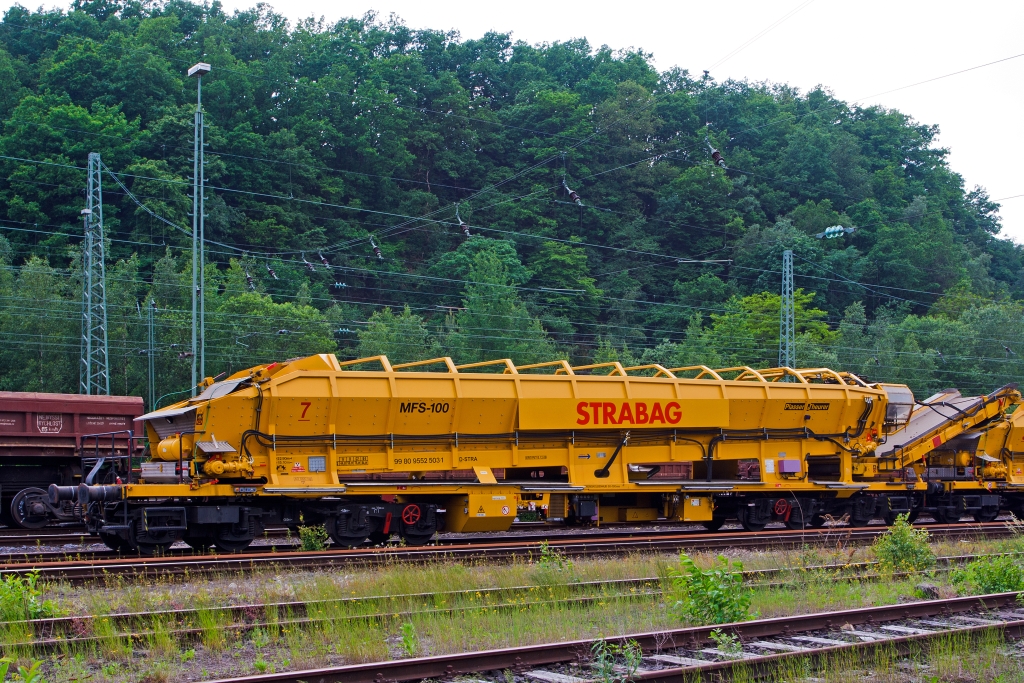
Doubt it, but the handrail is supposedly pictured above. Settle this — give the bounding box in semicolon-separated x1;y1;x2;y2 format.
667;365;724;380
794;368;848;384
336;355;394;372
512;360;575;375
81;429;139;485
570;362;626;376
455;359;518;374
392;357;459;373
621;364;676;378
716;366;769;382
837;371;870;387
758;368;810;384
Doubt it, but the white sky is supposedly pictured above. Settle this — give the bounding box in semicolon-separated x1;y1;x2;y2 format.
7;0;1023;240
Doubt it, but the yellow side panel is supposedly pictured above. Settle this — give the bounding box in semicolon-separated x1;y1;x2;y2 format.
520;398;729;430
274;377;332;435
445;493;516;532
619;507;659;522
518;377;575;398
621;379;681;399
460;377;518;399
394;377;457;398
681;495;714;521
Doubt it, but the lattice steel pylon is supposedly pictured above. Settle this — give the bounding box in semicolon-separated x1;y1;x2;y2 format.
189;63;210;396
80;152;110;395
779;249;795;369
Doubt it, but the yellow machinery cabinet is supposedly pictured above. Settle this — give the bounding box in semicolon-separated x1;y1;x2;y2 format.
681;495;714;521
619;507;660;523
446;493;516;532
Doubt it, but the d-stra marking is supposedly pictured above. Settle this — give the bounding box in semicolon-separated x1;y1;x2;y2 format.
575;401;682;426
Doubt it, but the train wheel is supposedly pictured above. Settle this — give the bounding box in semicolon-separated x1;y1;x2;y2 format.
702;517;726;532
183;535;213;552
328;510;376;548
850;512;872;527
11;488;51;529
135;541;175;556
931;508;960;524
738;507;767;533
973;509;999;523
213;519;259;554
213;537;253;553
368;530;391;545
400;530;434;546
129;519;177;556
98;532;129;552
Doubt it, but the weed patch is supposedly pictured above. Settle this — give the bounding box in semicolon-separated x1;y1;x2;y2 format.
666;553;752;624
952;554;1024;594
298;525;329;551
872;514;935;573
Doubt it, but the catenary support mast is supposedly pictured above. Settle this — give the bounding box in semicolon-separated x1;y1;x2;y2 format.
188;62;210;394
779;249;795;369
80;152;109;395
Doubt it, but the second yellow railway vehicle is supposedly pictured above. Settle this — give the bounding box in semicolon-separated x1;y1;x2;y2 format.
54;354;1024;554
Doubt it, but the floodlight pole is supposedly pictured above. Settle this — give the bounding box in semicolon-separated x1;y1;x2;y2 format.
189;62;210;395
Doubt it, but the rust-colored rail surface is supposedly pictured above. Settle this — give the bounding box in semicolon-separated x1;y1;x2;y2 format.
0;522;1009;582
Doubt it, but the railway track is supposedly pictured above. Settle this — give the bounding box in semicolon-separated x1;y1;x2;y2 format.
0;522;831;561
6;552;1014;654
0;522;1010;582
200;591;1024;683
0;521;662;548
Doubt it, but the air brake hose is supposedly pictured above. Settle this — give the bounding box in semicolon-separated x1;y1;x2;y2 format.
594;431;630;478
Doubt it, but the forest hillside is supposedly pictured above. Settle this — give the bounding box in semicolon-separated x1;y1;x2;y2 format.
1;0;1021;405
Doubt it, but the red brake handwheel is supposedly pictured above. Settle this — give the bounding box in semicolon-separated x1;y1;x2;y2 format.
401;504;421;525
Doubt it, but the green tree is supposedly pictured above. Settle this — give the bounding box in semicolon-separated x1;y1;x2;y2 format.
440;248;555;365
357;306;434;364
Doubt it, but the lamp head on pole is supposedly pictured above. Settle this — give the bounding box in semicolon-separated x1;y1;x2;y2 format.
188;62;211;78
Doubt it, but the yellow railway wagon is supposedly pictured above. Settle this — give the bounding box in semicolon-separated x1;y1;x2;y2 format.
55;354;1023;554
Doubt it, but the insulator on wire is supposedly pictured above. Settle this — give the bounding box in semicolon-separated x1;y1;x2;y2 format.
301;253;316;272
815;225;856;239
318;250;330;268
562;179;583;206
265;263;278;280
707;142;726;169
369;237;383;260
455;204;471;237
332;282;348;289
244;269;256;291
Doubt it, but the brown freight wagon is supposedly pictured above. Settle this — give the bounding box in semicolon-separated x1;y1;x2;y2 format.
0;392;144;527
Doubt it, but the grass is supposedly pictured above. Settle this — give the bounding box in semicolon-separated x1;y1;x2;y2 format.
701;627;1024;683
9;528;1024;681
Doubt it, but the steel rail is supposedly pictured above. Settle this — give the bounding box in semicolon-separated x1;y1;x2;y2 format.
0;522;1010;582
199;591;1024;683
